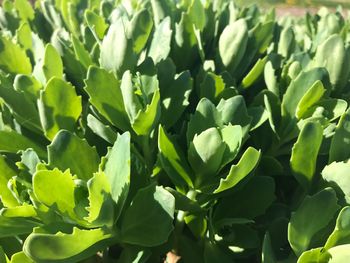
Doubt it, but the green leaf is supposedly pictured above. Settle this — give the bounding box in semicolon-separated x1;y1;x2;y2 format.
60;0;79;36
33;168;78;220
172;12;198;71
103;132;130;221
127;9;153;54
0;130;46;158
313;34;350;94
43;44;63;82
85;10;108;40
297;248;330;263
85;172;114;227
241;56;267;89
325;206;350;249
19;148;40;175
10;252;33;263
198;72;226;102
132;89;160;136
277;27;295;58
217;96;252;136
296;81;326;119
290;122;323;191
100;18;136;75
14;74;42;102
148;17;172;64
23;227;114;263
0;35;32;74
214;176;275;221
38;78;82;140
188;128;226;186
0;216;40;238
0;73;42;133
288;188;340;256
160;70;192;128
187;98;222;142
325;244;350;262
214;147;260;193
16;22;32;50
322;161;350;197
184;213;207;238
86;114;118;144
248;106;269;131
158;125;194;189
1;204;36;218
281;68;329;121
71;36;93;69
120;184;175;247
187;0;206;31
48;130;100;181
302;99;347;122
218;18;248;74
0;155;19;208
329;109;350;163
220;124;242;168
165;188;201;212
85;66;130;131
14;0;34;21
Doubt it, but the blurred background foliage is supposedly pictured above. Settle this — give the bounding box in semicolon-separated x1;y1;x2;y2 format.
235;0;350;8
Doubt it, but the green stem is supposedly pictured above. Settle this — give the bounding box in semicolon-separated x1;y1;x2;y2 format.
175;189;198;235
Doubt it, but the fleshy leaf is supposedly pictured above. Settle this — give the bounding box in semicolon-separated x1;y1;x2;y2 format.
325;206;350;249
43;44;63;82
120;184;175;247
290;122;323;191
103;132;130;221
160;70;192;128
288;188;340;256
23;227;114;263
0;131;46;158
296;80;326;119
85;66;129;131
38;78;82;140
218;18;248;74
189;128;226;186
86;172;114;227
148;17;172;64
0;216;40;238
100;18;136;75
214;147;261;193
158;125;194;189
85;10;108;40
0;36;32;74
48;130;100;181
132;89;160;136
322;161;350;198
33;168;78;220
127;9;153;54
0;155;19;208
329;108;350;163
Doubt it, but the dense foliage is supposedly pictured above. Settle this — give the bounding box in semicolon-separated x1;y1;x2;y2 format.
0;0;350;262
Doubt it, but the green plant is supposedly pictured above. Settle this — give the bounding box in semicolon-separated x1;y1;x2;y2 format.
0;0;350;262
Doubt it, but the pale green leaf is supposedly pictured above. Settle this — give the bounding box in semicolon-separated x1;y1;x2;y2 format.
214;147;260;193
38;77;82;140
290;122;323;191
48;130;100;181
